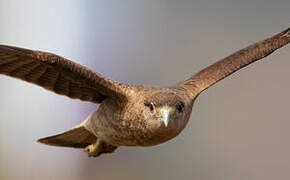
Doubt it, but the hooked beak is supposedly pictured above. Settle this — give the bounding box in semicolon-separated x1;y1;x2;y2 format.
161;107;172;127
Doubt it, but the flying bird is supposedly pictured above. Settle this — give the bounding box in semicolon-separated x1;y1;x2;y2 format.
0;28;289;157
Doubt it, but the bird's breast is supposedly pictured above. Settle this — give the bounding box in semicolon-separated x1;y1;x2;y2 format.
87;98;190;147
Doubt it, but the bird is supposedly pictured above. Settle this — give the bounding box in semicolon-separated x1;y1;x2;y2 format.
0;28;289;157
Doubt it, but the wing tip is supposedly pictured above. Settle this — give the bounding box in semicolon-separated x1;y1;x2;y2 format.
281;27;290;38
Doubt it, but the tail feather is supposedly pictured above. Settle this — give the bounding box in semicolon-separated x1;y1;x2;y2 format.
37;126;97;148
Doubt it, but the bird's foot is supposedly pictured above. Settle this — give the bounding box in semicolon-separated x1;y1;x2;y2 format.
84;139;118;157
84;139;103;157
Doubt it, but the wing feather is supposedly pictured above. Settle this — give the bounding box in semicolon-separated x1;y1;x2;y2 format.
0;45;128;103
179;28;290;95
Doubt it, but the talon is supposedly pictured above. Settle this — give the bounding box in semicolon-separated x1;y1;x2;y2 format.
83;139;117;157
84;139;102;157
84;144;95;157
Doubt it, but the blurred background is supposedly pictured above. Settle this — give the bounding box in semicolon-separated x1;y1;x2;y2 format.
0;0;290;179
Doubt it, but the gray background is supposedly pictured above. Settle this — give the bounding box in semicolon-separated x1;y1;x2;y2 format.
0;0;290;180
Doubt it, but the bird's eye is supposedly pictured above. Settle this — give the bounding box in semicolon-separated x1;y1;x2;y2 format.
145;102;155;112
177;102;185;113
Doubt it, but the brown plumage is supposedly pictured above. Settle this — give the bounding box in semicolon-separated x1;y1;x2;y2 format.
0;28;289;157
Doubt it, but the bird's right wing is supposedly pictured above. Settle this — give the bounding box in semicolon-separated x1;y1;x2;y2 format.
179;28;290;95
0;45;129;104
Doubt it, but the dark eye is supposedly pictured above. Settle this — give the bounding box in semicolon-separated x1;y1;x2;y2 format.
145;102;155;112
177;102;185;113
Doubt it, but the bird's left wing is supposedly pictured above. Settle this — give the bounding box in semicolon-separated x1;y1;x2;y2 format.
179;28;290;96
0;45;128;103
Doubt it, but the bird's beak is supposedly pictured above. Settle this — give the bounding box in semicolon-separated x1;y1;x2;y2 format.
161;107;172;127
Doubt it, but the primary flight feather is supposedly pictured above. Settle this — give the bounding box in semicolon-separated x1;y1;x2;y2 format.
0;28;289;157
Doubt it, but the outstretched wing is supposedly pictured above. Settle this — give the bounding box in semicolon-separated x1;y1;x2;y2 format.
0;45;128;103
179;28;290;95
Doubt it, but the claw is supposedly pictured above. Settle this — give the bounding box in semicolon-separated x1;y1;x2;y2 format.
84;139;102;157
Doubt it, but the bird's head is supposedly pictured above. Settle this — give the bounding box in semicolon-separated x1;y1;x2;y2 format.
142;90;189;130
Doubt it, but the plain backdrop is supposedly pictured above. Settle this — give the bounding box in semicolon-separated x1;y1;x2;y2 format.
0;1;290;180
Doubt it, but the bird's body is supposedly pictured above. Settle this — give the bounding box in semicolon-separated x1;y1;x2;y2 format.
84;86;192;147
0;28;289;157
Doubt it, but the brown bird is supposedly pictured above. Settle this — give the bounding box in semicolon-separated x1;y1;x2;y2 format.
0;28;289;157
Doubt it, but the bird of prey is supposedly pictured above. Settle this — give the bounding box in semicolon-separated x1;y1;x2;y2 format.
0;28;289;157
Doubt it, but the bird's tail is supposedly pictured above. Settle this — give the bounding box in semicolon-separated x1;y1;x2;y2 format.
37;125;118;157
37;126;97;148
